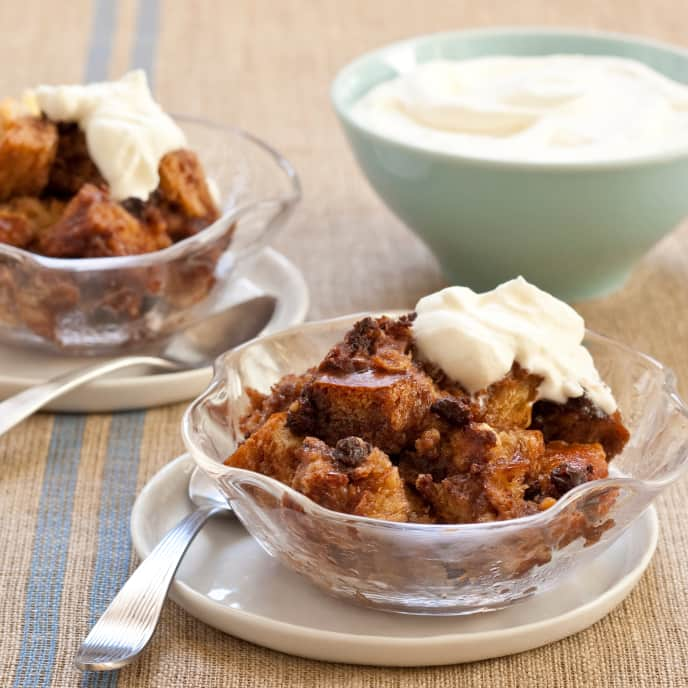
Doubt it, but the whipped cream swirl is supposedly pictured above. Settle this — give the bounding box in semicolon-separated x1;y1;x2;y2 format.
35;70;187;200
413;277;617;414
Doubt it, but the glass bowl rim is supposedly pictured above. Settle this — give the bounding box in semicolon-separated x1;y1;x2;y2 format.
0;115;302;272
182;311;688;533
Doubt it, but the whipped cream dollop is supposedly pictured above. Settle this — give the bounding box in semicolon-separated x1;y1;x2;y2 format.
352;56;688;162
413;277;616;413
35;70;187;200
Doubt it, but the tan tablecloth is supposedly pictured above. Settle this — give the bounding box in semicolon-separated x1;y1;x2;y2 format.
1;1;687;686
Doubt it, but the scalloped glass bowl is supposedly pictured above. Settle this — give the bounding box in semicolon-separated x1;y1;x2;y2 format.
0;118;300;355
182;315;688;615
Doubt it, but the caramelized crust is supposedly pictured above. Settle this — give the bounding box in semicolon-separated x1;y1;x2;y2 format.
240;373;314;438
293;437;411;521
156;150;220;241
36;184;171;257
286;314;437;453
227;412;304;485
531;397;630;458
299;367;435;454
0;116;57;201
532;440;608;500
482;430;544;519
226;314;630;525
226;413;411;521
0;197;65;248
416;473;495;524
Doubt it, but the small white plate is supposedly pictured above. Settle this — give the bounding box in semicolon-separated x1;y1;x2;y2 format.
0;248;308;413
131;454;659;666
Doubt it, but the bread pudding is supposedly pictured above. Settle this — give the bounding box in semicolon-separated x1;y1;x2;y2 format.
0;88;219;257
226;289;629;526
0;72;230;347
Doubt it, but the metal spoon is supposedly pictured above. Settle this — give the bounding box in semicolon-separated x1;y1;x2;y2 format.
75;467;233;671
0;294;276;436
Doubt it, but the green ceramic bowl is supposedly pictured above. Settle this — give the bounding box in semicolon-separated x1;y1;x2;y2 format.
331;28;688;301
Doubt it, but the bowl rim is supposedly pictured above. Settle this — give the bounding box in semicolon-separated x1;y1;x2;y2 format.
331;26;688;171
182;311;688;532
0;115;302;271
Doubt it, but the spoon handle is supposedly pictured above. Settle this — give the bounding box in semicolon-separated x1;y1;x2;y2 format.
0;356;176;436
75;503;225;672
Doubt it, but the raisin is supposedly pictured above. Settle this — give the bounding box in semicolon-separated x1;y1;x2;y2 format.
524;484;541;501
334;437;371;467
430;396;470;427
286;392;316;436
550;464;588;496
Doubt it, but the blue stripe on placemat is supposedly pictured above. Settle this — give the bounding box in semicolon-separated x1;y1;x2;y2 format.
84;0;118;82
131;0;160;88
11;2;121;685
81;2;163;683
11;416;87;688
81;412;146;688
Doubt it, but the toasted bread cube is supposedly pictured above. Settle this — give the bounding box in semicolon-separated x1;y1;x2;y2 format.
482;430;544;519
0;196;65;248
531;396;630;459
416;473;495;524
297;368;435;454
411;427;544;522
535;440;608;499
240;373;314;438
226;412;304;485
0;116;58;201
472;363;542;429
0;211;32;248
36;184;170;257
292;436;411;521
158;149;219;219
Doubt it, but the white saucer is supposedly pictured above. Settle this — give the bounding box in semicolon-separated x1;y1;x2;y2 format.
0;248;308;413
131;454;659;666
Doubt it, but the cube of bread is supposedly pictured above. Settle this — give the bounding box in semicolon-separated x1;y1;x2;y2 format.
410;427;544;522
292;436;411;521
227;415;411;521
531;396;630;459
36;184;170;257
226;412;304;485
0;196;65;248
416;473;495;524
159;150;217;217
482;430;544;519
292;368;436;454
535;440;608;499
472;363;542;429
0;211;32;248
399;420;497;485
0;116;58;201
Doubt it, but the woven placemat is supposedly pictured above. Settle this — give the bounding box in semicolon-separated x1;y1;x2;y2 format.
1;1;687;686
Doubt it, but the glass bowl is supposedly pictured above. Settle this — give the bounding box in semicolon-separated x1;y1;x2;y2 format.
182;314;688;615
0;117;300;355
